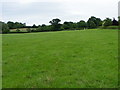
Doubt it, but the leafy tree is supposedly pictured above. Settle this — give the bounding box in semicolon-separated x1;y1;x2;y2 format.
118;16;120;29
103;18;112;26
36;24;52;32
32;24;37;28
112;18;118;26
87;16;102;29
72;23;78;30
0;21;10;33
118;16;120;25
40;24;47;31
96;18;102;26
77;20;87;29
62;21;77;30
49;18;61;31
7;21;15;29
62;22;72;30
87;20;96;29
41;24;46;27
7;21;26;29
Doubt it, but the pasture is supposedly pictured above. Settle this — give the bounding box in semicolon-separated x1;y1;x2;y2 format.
2;29;118;88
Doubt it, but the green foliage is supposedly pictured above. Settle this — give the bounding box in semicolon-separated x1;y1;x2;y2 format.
32;24;37;28
103;18;112;26
112;18;118;26
1;16;119;34
49;18;61;31
36;25;52;32
2;29;118;88
87;20;96;29
0;21;10;33
77;20;87;29
26;28;31;33
62;22;77;30
7;21;26;29
87;16;102;29
118;16;120;25
62;22;72;30
16;28;20;32
7;21;15;29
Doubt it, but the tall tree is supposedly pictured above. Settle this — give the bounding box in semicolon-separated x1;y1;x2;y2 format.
7;21;26;29
1;21;10;33
77;20;87;29
49;18;61;31
32;24;37;28
63;21;73;30
103;18;112;26
112;18;118;26
87;20;96;29
87;16;102;29
7;21;15;29
118;16;120;25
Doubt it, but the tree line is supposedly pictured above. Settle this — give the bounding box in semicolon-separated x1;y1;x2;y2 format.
1;16;120;33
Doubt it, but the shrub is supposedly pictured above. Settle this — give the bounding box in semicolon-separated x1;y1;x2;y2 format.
26;28;31;33
16;28;20;32
0;22;10;33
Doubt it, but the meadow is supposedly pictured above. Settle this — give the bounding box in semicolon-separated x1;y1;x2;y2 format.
2;29;118;88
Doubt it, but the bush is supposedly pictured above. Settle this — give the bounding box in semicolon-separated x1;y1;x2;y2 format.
0;22;10;33
16;28;20;32
26;28;31;33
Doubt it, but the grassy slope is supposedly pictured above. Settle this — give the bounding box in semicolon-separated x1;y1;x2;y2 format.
2;29;118;88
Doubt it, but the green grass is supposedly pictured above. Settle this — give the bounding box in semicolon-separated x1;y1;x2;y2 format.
2;29;118;88
99;26;118;29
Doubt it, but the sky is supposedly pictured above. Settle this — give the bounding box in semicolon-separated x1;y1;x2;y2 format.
0;0;119;26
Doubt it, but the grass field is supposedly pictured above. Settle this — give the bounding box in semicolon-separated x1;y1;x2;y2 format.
2;29;118;88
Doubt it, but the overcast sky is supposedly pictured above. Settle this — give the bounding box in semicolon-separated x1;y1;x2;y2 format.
0;0;119;25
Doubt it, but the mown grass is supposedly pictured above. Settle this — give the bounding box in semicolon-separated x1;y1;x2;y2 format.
2;29;118;88
99;26;118;29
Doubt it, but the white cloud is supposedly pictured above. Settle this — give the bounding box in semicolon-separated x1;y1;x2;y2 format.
1;0;119;25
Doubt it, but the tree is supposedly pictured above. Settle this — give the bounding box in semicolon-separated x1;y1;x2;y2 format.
87;16;96;29
41;24;46;27
87;20;96;29
112;18;118;26
87;16;102;29
0;21;10;33
62;21;77;30
118;16;120;29
103;18;112;26
62;22;72;30
40;24;47;31
7;21;26;29
77;20;87;29
36;24;52;32
96;18;102;26
7;21;15;29
49;18;61;31
118;16;120;25
32;24;37;28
